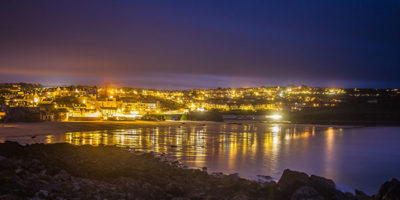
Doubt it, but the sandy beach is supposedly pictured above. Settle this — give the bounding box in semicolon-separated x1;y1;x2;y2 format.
0;121;222;138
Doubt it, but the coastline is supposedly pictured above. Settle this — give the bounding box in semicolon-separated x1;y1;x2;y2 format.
0;121;221;138
2;141;397;200
1;119;398;140
1;121;400;198
0;120;371;138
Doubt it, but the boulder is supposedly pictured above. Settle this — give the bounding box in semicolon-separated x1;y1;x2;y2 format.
278;170;350;200
166;183;184;196
354;189;371;200
309;175;346;200
0;141;26;157
344;192;356;200
37;190;49;198
291;186;324;200
54;170;70;181
202;167;208;172
171;197;190;200
310;175;336;190
231;192;250;200
375;179;400;200
278;169;309;192
211;172;225;178
0;157;14;169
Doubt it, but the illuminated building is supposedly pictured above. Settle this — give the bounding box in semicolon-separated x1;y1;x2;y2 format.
0;83;399;122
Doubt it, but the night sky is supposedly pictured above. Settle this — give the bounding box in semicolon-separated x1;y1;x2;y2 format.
1;0;399;89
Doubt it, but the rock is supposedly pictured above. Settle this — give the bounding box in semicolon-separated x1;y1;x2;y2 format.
375;179;400;200
115;177;139;189
309;175;342;199
0;157;14;169
277;170;349;200
39;179;50;185
171;197;190;200
278;169;309;192
290;186;324;200
188;190;206;199
344;192;356;200
202;167;207;172
54;170;70;181
171;160;184;167
39;169;47;176
0;142;383;200
224;173;241;183
211;172;225;178
15;168;23;174
308;175;350;200
28;197;44;200
38;190;49;198
72;182;81;191
231;192;250;200
141;183;155;192
310;175;336;190
0;141;25;157
354;189;371;200
166;183;184;196
0;194;20;200
257;175;273;181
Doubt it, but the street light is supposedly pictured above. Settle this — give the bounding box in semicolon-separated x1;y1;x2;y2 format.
267;114;282;120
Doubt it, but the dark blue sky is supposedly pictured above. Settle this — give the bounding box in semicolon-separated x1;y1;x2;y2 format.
0;0;399;88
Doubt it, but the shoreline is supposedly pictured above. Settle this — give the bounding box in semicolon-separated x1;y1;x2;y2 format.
0;121;222;137
2;141;397;199
0;120;385;138
1;121;399;197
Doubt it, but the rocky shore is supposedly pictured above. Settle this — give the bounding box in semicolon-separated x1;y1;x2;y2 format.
0;142;399;200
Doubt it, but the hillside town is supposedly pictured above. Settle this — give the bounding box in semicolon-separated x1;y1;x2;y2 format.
0;83;399;122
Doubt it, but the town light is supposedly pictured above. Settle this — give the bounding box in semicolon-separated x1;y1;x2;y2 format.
196;107;205;112
114;113;142;118
85;112;101;117
271;124;280;133
267;114;282;120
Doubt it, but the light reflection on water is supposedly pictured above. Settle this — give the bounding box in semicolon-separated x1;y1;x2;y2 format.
2;123;400;194
49;124;333;179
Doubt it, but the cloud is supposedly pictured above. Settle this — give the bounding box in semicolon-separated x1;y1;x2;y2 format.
0;0;399;88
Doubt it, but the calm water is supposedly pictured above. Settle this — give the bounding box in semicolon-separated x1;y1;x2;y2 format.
1;122;400;194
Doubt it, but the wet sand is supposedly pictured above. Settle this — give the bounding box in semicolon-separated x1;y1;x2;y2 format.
0;121;222;138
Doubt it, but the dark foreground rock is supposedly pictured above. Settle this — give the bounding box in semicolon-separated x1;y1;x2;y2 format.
374;179;400;200
0;141;395;200
277;169;355;200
